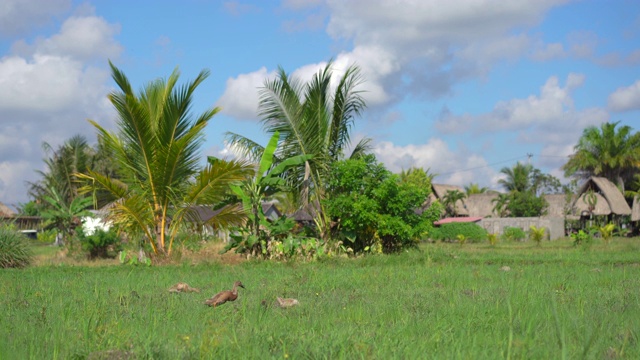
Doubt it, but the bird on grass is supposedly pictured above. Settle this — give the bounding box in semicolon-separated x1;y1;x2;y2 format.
168;282;200;293
276;297;299;308
204;281;245;307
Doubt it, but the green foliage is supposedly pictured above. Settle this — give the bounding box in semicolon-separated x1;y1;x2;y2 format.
225;61;371;240
456;234;467;245
563;121;640;189
76;227;122;259
442;189;466;217
487;233;498;246
501;227;526;242
118;249;152;266
529;225;546;246
325;155;430;253
506;191;548;217
36;229;57;244
0;226;33;268
77;62;253;256
571;229;593;248
429;223;488;243
599;223;616;245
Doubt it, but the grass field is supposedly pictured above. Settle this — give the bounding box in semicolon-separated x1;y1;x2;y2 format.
1;239;639;359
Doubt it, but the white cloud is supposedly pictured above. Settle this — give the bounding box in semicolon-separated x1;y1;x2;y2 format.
216;67;275;120
373;139;498;189
608;80;640;112
32;16;122;61
435;73;600;134
0;0;71;36
0;13;120;206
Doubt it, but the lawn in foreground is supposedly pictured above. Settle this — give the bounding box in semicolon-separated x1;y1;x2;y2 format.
1;240;639;359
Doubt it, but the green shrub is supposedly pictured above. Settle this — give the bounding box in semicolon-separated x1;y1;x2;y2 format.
0;227;33;268
501;226;526;242
487;233;498;246
528;225;546;246
430;222;488;243
77;227;122;259
37;229;57;244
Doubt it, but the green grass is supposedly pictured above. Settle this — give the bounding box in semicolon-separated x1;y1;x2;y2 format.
1;240;639;359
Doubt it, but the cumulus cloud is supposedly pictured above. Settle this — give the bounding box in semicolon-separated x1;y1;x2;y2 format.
435;73;602;133
373;139;498;189
608;80;640;112
216;67;275;120
0;0;71;37
219;0;572;121
0;12;120;208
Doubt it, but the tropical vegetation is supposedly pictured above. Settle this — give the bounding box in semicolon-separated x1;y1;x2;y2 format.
225;61;371;241
77;62;253;256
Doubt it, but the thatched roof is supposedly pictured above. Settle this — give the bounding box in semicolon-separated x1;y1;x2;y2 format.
290;200;320;222
430;184;468;216
0;201;16;217
572;177;631;216
632;196;640;222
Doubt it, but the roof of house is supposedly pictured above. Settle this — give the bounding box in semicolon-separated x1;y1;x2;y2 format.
434;216;483;226
0;201;16;217
573;177;631;216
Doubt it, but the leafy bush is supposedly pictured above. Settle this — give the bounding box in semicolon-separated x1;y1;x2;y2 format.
487;233;498;246
571;229;593;247
0;226;33;268
76;227;122;259
528;225;547;246
429;223;488;243
501;226;526;242
325;155;431;254
37;229;57;244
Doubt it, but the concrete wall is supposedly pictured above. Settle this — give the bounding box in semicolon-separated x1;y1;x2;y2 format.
479;217;565;240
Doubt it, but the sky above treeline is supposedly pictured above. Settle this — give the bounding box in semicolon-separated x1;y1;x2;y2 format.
1;0;639;209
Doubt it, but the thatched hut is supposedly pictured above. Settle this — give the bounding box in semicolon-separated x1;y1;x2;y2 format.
0;201;16;217
632;196;640;222
572;177;631;217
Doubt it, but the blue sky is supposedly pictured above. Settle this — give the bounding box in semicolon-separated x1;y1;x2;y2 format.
1;0;640;209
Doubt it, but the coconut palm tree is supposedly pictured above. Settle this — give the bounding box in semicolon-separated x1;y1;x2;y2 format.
225;61;371;240
78;62;253;256
498;162;534;193
29;135;93;207
464;183;488;195
563;121;640;192
442;189;466;217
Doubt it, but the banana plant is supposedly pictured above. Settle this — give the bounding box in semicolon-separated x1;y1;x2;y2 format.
229;131;313;242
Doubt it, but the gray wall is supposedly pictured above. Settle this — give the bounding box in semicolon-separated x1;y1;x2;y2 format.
479;217;565;240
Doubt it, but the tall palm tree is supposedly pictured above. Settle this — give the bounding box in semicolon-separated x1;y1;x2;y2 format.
225;61;371;240
29;135;93;207
563;121;640;192
78;62;253;256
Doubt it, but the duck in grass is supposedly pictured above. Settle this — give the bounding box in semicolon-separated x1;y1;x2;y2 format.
168;282;200;293
204;281;245;307
276;297;299;308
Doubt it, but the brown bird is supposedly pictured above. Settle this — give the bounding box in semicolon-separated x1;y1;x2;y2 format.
168;282;200;293
204;281;245;307
276;297;299;308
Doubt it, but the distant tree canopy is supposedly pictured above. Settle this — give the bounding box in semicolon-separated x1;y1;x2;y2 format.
563;121;640;192
497;162;558;217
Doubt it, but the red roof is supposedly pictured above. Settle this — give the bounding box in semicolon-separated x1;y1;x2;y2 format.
434;217;483;226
